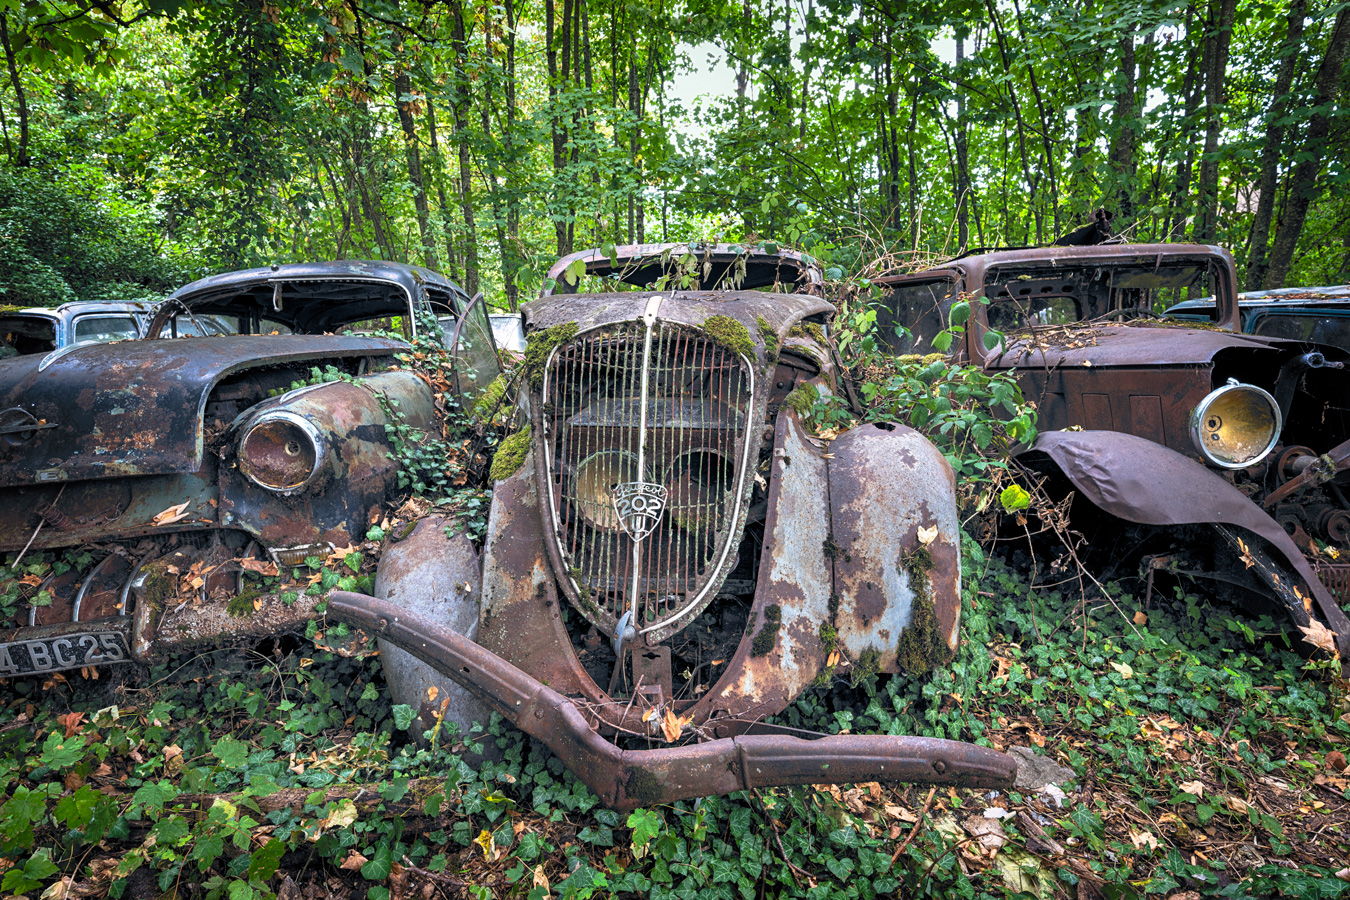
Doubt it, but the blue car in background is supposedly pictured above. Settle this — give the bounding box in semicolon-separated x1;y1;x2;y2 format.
1165;285;1350;350
0;301;156;357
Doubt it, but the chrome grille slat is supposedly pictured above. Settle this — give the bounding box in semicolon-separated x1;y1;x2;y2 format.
544;320;752;638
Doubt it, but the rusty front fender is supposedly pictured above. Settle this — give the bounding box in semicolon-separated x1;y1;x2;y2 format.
1022;430;1350;655
326;591;1016;811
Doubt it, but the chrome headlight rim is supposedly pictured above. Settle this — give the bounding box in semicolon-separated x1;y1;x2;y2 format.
1190;380;1282;470
238;410;326;492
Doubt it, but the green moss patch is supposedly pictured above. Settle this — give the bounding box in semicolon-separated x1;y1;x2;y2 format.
818;621;837;654
524;322;578;390
750;604;782;657
471;372;510;422
851;647;883;688
704;315;755;358
895;544;950;674
756;316;779;364
226;589;264;619
788;321;825;344
489;424;532;481
785;382;819;418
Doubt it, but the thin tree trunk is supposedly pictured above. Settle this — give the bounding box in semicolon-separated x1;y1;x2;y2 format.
1195;0;1237;243
954;33;972;253
982;0;1041;242
1245;0;1307;289
426;101;461;282
0;11;27;166
448;0;479;295
1010;0;1058;234
1108;33;1138;224
1166;0;1203;239
1264;6;1350;288
393;68;438;268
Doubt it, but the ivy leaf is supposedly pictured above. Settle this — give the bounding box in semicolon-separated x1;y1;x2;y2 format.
247;838;286;882
627;809;662;860
212;735;249;769
392;705;417;730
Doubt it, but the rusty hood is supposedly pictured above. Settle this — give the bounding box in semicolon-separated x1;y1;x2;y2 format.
0;335;404;488
522;289;834;346
987;322;1318;370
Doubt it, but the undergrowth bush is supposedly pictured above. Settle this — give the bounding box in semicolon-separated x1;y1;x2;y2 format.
2;536;1345;900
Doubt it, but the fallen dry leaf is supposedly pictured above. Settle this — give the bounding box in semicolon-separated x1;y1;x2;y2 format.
962;814;1007;852
1130;830;1159;851
152;501;191;526
661;708;691;743
916;525;939;545
1133;610;1148;625
239;558;280;577
1227;796;1250;815
339;850;368;871
1180;780;1204;798
1299;620;1339;655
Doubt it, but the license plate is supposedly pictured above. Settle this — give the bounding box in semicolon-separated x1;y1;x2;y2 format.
0;631;130;677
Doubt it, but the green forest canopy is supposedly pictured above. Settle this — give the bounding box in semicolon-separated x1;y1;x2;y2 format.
0;0;1346;310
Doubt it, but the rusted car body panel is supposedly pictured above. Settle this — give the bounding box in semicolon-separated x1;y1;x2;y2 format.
329;591;1016;813
369;245;1016;808
879;244;1350;653
0;262;475;675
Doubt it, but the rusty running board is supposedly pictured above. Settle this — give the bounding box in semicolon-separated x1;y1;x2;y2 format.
327;591;1017;812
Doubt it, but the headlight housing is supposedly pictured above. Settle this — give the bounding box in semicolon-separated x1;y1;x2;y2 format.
238;411;325;492
1190;380;1281;469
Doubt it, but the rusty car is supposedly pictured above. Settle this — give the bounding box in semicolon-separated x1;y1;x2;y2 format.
325;242;1018;811
877;243;1350;654
1165;284;1350;350
0;261;500;678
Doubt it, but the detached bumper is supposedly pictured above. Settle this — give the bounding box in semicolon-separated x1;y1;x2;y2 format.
327;591;1017;812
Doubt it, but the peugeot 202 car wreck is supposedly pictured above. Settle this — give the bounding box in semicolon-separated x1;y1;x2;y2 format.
0;261;498;677
878;243;1350;655
327;244;1017;812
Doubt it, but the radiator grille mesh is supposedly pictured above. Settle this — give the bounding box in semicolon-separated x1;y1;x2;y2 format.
544;322;752;637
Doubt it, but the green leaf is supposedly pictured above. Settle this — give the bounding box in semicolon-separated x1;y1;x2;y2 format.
361;845;394;881
212;735;249;769
999;484;1031;512
2;850;59;894
247;838;286;882
392;705;417;730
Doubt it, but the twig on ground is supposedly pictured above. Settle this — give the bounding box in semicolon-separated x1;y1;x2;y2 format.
891;786;939;863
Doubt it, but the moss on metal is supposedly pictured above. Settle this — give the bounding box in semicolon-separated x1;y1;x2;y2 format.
226;588;264;618
750;604;782;657
703;315;755;358
788;322;825;344
818;621;837;654
851;647;883;687
471;372;510;422
894;544;952;674
785;382;818;419
756;316;779;364
489;424;532;481
524;322;578;390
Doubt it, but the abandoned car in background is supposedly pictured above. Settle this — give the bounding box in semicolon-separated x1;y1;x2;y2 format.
0;261;499;676
878;244;1350;655
0;301;157;357
1165;284;1350;351
328;243;1017;811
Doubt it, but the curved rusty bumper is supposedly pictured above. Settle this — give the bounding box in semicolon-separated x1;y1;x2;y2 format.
327;591;1017;812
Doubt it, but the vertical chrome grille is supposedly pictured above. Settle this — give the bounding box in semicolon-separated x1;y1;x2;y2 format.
543;321;753;640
